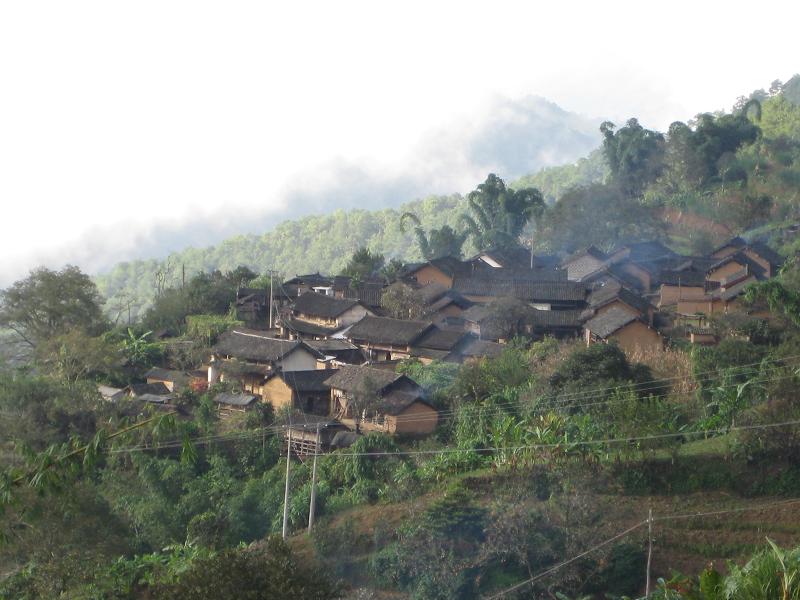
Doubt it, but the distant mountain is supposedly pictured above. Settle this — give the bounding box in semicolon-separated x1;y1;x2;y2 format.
1;95;602;289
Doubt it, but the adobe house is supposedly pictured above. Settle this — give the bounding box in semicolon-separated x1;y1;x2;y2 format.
584;306;662;355
587;285;653;324
405;256;471;289
461;301;582;342
710;236;748;260
144;367;205;392
409;326;468;363
705;253;765;284
346;316;434;361
657;270;709;307
209;329;323;397
110;382;173;404
607;240;677;265
304;338;366;367
416;282;474;321
561;246;610;281
324;365;438;436
676;276;758;319
469;247;562;273
451;277;587;309
688;328;717;345
262;369;337;415
213;392;259;415
281;291;373;339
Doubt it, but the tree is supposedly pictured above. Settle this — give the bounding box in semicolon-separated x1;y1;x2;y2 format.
538;183;664;252
600;118;666;197
380;282;428;320
460;174;545;251
0;266;108;348
119;328;163;371
340;247;385;282
349;375;381;433
400;213;468;260
35;329;121;384
152;538;342;599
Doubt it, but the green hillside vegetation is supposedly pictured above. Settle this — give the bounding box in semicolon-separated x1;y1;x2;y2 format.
4;75;800;598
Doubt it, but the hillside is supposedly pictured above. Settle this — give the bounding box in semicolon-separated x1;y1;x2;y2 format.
95;152;611;321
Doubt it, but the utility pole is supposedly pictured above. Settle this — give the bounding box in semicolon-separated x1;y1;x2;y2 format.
282;427;292;539
308;423;321;534
268;269;275;330
645;507;653;597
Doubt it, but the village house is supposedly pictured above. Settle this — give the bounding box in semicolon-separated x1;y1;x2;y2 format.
657;269;711;307
583;306;662;354
586;285;653;324
416;282;474;321
408;326;468;363
281;291;373;339
283;412;351;456
213;392;259;415
451;277;587;309
711;237;784;278
405;256;472;288
450;335;506;362
346;316;434;361
234;287;269;328
705;252;766;284
261;369;337;415
209;329;323;397
561;246;610;281
144;367;206;393
324;365;438;435
469;247;561;272
305;338;366;367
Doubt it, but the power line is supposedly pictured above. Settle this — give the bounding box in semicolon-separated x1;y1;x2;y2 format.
485;496;800;599
484;521;648;599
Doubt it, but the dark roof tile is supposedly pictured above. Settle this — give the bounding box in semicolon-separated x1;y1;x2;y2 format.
347;316;432;346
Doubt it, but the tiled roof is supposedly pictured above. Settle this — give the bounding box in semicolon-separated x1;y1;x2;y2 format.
270;369;338;393
584;306;641;338
144;368;192;387
214;392;259;407
452;277;586;302
455;337;506;359
659;270;708;287
531;309;584;329
589;286;651;316
411;326;466;351
283;318;338;337
323;364;406;393
747;241;784;268
347;316;432;346
377;389;429;416
408;256;471;279
562;245;609;265
214;329;319;362
708;252;766;279
292;291;360;319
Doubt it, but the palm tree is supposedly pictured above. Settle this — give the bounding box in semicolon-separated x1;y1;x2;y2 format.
459;174;545;251
400;213;468;260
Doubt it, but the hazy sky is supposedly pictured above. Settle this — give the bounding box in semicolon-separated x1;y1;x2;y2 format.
1;0;799;284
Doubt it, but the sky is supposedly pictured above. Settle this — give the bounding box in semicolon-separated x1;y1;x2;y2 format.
1;0;799;285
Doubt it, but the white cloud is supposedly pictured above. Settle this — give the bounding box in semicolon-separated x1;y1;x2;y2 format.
1;0;799;284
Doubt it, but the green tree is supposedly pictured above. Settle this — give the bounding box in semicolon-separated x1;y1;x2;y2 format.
460;173;545;251
0;266;108;348
340;247;386;282
600;118;666;197
400;213;468;260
